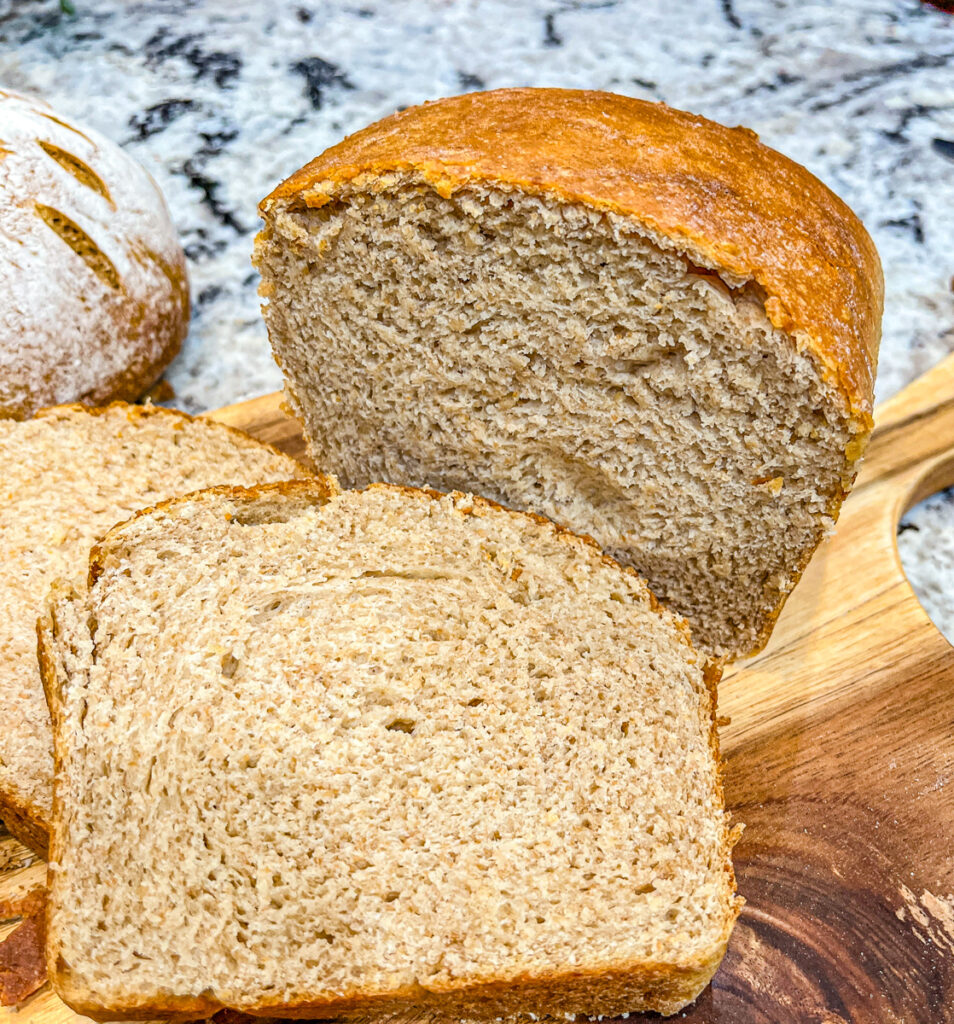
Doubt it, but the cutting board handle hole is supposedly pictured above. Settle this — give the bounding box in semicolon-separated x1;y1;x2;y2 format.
896;449;954;647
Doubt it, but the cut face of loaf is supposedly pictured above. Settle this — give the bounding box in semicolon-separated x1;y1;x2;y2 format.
0;404;306;854
42;482;740;1021
255;88;883;659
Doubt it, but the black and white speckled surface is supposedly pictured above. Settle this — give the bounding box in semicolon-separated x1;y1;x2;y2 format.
1;0;952;635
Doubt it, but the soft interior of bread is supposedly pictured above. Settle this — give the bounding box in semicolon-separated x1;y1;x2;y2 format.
257;184;855;657
0;406;303;839
49;485;734;1015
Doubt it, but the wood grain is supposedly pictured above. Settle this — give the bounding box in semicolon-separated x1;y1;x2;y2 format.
3;355;954;1023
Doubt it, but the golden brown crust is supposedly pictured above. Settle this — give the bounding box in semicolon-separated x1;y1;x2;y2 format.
0;238;188;422
52;920;732;1021
262;87;882;428
55;243;189;418
53;950;729;1021
47;477;738;1022
0;577;61;856
73;289;186;413
40;591;82;1008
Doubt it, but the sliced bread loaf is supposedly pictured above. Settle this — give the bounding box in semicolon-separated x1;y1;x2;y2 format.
255;87;883;659
41;481;740;1020
0;403;306;854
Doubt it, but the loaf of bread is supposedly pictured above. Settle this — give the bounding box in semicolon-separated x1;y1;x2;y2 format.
0;404;306;854
0;89;189;419
41;481;740;1020
255;87;883;659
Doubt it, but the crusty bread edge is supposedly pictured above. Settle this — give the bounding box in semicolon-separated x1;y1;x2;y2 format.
52;248;188;417
0;401;309;855
0;789;48;858
42;478;741;1021
46;948;736;1022
258;88;882;431
37;583;80;1008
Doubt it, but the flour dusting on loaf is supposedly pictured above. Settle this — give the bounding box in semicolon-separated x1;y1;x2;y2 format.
255;88;883;659
0;90;189;419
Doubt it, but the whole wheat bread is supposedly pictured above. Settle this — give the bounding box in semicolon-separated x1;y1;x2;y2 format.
255;87;883;659
0;403;306;854
41;481;740;1021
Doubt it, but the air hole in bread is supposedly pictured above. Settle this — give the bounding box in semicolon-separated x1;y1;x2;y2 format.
384;718;416;734
227;493;331;527
37;140;112;204
228;506;297;527
221;653;240;679
34;204;119;290
252;596;296;624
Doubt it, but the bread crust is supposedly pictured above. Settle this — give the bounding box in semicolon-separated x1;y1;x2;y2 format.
261;87;882;431
0;793;48;858
0;402;310;855
0;886;48;1006
48;952;733;1022
43;478;741;1021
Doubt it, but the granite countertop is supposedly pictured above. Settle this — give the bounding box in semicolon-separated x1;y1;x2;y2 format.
1;0;952;635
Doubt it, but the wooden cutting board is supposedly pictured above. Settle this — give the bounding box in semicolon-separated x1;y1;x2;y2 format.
3;354;954;1024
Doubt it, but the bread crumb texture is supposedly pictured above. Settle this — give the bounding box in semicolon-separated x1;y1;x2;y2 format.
0;404;305;849
258;179;862;658
46;482;739;1020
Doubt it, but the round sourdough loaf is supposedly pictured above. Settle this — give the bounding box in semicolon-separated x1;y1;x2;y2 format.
0;89;189;419
255;88;884;659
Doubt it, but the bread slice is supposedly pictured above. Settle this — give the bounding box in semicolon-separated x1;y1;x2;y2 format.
0;403;307;855
255;87;883;660
41;481;740;1021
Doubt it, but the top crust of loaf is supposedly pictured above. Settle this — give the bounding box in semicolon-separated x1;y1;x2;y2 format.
261;88;882;429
